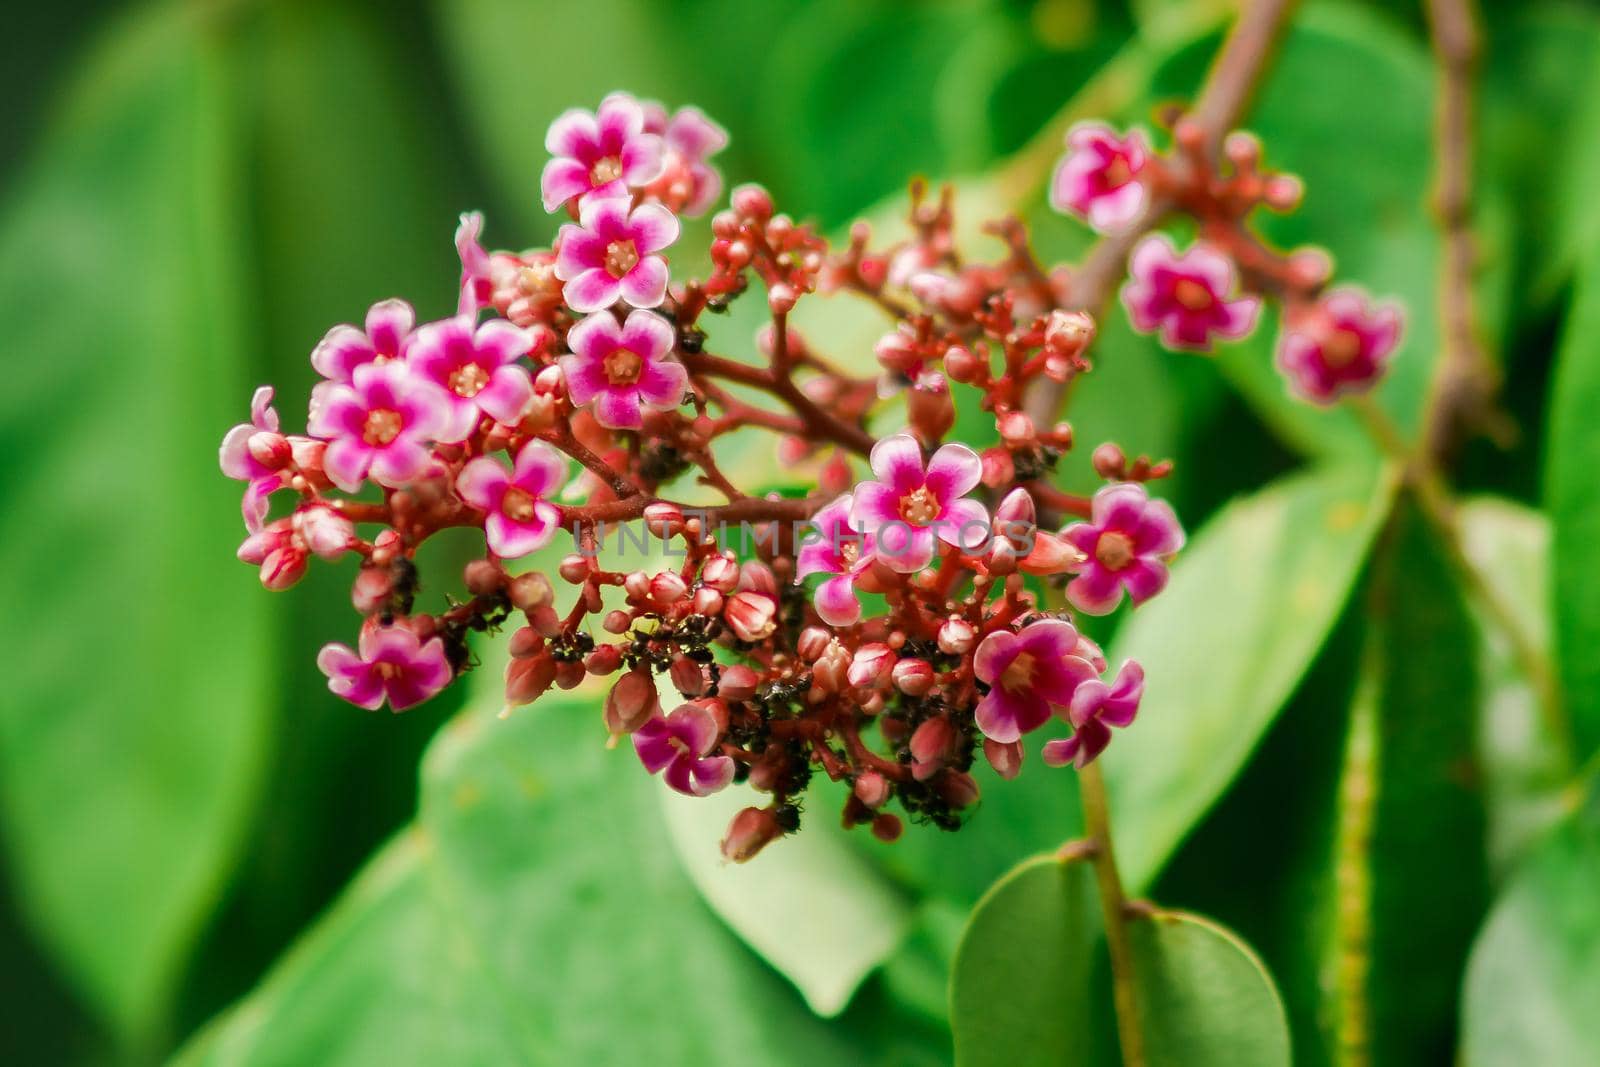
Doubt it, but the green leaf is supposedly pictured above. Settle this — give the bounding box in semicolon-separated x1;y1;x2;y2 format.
659;782;914;1016
177;675;947;1066
1462;785;1600;1067
0;7;274;1039
1545;246;1600;761
950;854;1291;1066
1100;463;1394;890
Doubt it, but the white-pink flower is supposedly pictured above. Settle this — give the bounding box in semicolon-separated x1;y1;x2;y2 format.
1121;235;1261;352
541;92;664;212
555;196;680;312
795;494;875;626
1050;123;1150;234
849;434;988;573
308;361;451;493
456;440;567;559
560;309;687;429
220;386;289;532
406;315;534;441
642;102;729;216
310;299;415;384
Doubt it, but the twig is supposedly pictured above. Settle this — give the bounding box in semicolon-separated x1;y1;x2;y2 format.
1078;762;1146;1067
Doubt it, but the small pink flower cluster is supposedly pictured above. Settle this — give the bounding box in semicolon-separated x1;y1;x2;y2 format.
1051;122;1404;402
220;90;1409;861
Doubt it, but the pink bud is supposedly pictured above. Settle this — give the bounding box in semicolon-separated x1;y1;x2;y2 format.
721;806;783;863
584;644;623;675
995;487;1036;528
731;184;773;220
811;643;850;693
984;737;1023;780
908;374;955;443
1044;309;1095;355
530;604;563;637
692;587;724;616
247;431;293;471
944;344;980;382
939;770;980;809
937;617;976;656
910;717;954;780
650;571;687;604
260;547;307;591
871;812;903;843
980;447;1014;488
797;626;831;662
1092;442;1127;480
505;652;556;705
644;501;685;538
351;565;393;613
819;452;852;497
725;591;777;643
508;571;554;611
670;655;707;697
296;504;355;560
463;559;503;596
1019;531;1085;575
558;554;589;584
768;283;797;315
604;667;659;735
554;659;586;690
508;626;540;658
738;561;778;597
701;554;740;593
892;658;935;696
848;643;896;690
998;410;1035;445
854;771;890;809
623;570;651;599
718;663;760;702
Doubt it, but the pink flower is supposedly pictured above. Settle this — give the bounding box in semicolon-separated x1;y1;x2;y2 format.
1050;123;1150;233
455;211;494;317
795;494;874;626
1121;235;1261;351
317;623;453;711
849;434;988;573
310;299;415;384
541;92;665;212
633;702;735;796
641;102;729;216
560;309;687;429
308;361;451;493
1043;660;1143;768
237;518;306;591
220;386;289;532
555;196;680;312
1277;288;1403;404
455;440;567;559
973;619;1098;743
406;315;534;440
1062;482;1185;615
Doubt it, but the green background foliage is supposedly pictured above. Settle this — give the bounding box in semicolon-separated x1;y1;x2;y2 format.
1;0;1597;1064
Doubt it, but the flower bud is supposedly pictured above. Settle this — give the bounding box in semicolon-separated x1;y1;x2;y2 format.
701;554;740;593
721;806;783;863
296;504;355;560
871;812;903;843
986;539;1020;577
508;571;554;611
797;626;832;662
260;547;307;591
980;447;1014;488
505;652;556;705
892;658;935;697
854;770;891;809
910;717;954;780
812;643;850;692
998;410;1035;446
692;587;725;616
725;591;777;643
937;617;976;656
650;571;687;604
1044;309;1095;357
623;570;651;599
944;344;980;382
558;554;589;584
508;626;540;658
767;283;797;315
351;565;394;614
908;373;955;443
1092;442;1126;480
463;559;503;596
1019;531;1085;576
848;643;896;690
247;430;293;471
555;659;586;690
670;655;707;697
584;644;623;676
644;501;684;538
530;604;563;637
819;452;852;497
995;487;1036;529
604;667;659;735
938;770;981;809
738;561;778;597
984;738;1023;780
717;664;758;703
731;183;773;220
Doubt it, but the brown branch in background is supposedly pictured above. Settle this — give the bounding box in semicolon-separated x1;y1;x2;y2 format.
1025;0;1299;424
1421;0;1507;466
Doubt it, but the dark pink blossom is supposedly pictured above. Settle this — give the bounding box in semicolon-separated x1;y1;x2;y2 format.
973;619;1098;743
633;702;734;796
560;309;687;429
220;386;289;532
849;434;987;573
1121;235;1260;351
641;102;729;216
317;623;453;712
541;92;664;212
1277;287;1403;404
555;196;680;312
455;440;567;559
1061;482;1185;615
406;315;535;441
308;361;451;493
455;211;494;316
1043;660;1143;768
310;298;415;384
795;494;874;626
1050;123;1150;233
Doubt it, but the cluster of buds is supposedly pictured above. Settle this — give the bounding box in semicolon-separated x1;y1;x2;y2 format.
219;91;1397;861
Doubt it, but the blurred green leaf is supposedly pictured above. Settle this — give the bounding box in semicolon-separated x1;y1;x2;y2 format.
1100;462;1394;891
0;6;274;1040
178;671;947;1066
1329;501;1486;1065
951;854;1291;1066
1545;246;1600;762
659;782;913;1017
1461;784;1600;1067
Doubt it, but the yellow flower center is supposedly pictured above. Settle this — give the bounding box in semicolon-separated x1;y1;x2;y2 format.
1104;156;1132;186
501;486;537;522
1001;651;1037;693
377;661;403;679
1173;278;1214;311
604;239;640;278
839;541;860;566
1095;531;1136;570
1324;326;1362;369
362;409;403;446
604;348;643;386
590;156;623;185
899;486;940;525
448;363;490;398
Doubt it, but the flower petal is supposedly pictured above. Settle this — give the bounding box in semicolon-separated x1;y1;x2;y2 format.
869;433;926;493
456;456;510;511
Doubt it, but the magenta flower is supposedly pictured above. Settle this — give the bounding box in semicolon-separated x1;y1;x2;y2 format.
1278;287;1403;404
1043;660;1144;768
555;196;680;312
642;102;729;216
1050;123;1150;234
795;494;874;626
455;211;494;317
541;92;665;212
560;309;687;429
1121;235;1261;351
973;619;1098;743
455;440;567;559
633;702;735;796
308;360;451;493
310;298;415;384
1062;482;1185;615
850;434;988;573
406;315;535;441
220;386;289;531
317;623;453;712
